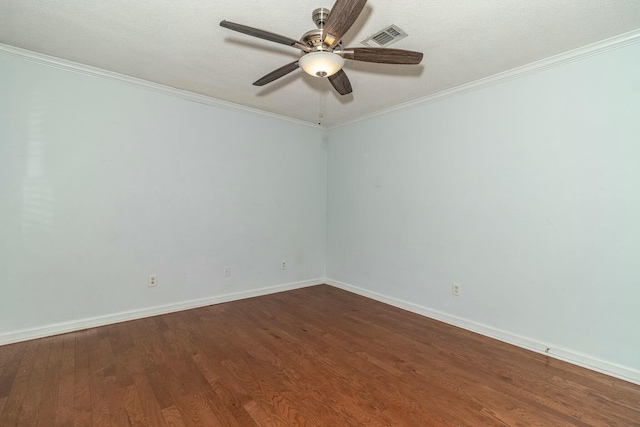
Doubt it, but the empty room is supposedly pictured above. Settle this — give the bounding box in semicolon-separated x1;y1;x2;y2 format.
1;0;640;425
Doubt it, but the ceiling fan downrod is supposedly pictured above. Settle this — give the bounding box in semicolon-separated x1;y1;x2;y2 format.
312;8;330;29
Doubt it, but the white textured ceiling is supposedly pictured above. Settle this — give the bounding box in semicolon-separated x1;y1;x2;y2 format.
2;0;640;126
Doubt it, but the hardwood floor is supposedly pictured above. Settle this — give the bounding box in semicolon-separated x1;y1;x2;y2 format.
0;285;639;426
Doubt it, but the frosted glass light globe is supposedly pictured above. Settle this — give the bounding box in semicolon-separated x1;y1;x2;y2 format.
299;51;345;78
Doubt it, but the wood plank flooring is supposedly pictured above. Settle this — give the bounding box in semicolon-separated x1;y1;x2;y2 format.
0;285;639;426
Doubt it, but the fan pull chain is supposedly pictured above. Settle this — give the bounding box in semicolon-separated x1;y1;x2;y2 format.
318;91;326;125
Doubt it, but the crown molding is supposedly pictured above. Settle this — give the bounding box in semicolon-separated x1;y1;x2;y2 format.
0;43;324;130
329;28;640;130
2;27;640;130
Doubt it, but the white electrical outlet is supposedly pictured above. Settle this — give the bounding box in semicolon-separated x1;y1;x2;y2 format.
224;266;231;277
281;260;286;270
452;283;460;296
148;274;157;287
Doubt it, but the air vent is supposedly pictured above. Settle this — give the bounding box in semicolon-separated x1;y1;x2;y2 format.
361;25;408;47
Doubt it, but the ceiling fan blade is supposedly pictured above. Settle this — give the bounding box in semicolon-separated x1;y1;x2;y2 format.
220;21;310;52
341;47;423;64
253;61;300;86
328;69;353;95
322;0;367;48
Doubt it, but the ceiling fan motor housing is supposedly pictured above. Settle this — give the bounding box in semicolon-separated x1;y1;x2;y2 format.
300;29;343;52
303;8;343;52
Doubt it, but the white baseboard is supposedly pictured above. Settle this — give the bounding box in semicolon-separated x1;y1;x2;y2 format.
0;278;323;346
3;277;638;386
325;279;640;386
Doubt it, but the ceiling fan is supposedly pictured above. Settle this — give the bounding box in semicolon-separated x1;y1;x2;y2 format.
220;0;423;95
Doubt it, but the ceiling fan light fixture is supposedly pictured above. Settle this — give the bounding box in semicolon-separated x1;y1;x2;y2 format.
299;51;344;78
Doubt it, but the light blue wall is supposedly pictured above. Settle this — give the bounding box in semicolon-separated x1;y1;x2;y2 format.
0;53;327;338
327;42;640;376
2;39;639;383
